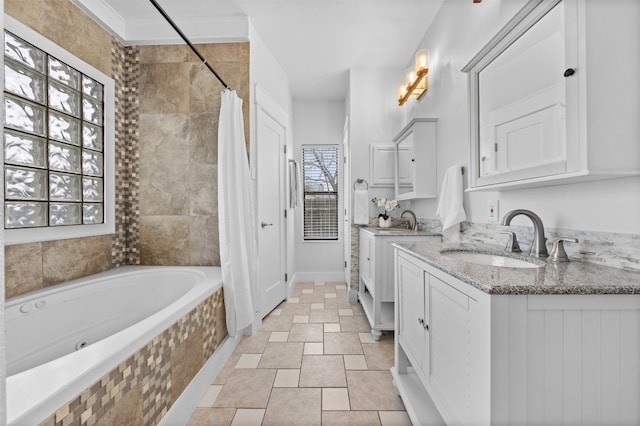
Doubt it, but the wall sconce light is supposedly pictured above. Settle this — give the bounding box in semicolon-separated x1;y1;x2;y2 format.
398;49;428;106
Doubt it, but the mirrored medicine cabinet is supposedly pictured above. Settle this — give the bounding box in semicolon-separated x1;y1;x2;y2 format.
462;0;640;190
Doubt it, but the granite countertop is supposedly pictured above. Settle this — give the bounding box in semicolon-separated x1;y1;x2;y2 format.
394;241;640;295
359;226;442;237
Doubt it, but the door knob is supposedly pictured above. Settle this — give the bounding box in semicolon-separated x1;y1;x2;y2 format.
261;222;273;228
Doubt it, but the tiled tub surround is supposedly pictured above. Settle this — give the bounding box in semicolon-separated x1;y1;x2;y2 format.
6;267;227;426
395;241;640;295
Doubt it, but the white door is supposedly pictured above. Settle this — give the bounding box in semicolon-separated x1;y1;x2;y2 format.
256;105;287;318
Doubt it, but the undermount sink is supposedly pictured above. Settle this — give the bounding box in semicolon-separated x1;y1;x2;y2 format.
442;251;543;269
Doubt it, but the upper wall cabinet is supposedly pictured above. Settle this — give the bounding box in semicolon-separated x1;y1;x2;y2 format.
462;0;640;191
394;118;437;200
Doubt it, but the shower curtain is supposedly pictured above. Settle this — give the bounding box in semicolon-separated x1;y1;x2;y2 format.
218;90;260;337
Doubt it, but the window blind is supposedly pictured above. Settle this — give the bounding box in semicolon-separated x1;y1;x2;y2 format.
302;146;338;240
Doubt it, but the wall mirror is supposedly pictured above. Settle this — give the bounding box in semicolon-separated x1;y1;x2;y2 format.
463;0;572;189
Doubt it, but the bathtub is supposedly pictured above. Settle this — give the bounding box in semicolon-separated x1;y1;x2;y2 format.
5;265;224;425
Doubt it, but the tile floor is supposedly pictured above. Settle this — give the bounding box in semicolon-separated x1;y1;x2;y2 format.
186;281;411;426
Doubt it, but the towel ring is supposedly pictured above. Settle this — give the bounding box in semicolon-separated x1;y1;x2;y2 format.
353;178;369;190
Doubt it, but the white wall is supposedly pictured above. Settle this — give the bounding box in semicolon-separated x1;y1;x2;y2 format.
248;23;296;286
389;0;640;234
293;101;346;279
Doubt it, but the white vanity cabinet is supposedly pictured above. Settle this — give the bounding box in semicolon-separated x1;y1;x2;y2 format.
393;118;437;200
463;0;640;190
394;249;490;425
393;247;640;425
358;228;440;340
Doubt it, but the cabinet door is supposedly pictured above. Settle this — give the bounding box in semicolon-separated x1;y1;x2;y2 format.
397;255;428;378
429;275;472;425
358;232;374;295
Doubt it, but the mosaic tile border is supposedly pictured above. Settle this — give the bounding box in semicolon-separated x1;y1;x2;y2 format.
39;288;227;426
111;39;127;267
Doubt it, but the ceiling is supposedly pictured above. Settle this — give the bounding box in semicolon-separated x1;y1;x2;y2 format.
93;0;445;100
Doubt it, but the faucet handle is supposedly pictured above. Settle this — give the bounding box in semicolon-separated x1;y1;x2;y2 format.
549;237;578;263
499;231;522;253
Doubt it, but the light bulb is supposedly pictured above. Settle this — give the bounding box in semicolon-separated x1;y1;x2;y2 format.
415;49;428;70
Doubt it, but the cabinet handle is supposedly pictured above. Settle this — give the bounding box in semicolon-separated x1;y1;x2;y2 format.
423;322;429;331
418;317;423;325
563;68;576;77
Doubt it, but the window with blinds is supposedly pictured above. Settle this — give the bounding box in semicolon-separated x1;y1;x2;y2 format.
302;146;339;240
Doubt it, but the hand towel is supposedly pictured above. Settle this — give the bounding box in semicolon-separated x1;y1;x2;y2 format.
436;165;467;239
353;189;369;225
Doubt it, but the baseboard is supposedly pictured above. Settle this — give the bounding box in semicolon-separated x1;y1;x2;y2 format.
159;334;241;426
291;271;345;284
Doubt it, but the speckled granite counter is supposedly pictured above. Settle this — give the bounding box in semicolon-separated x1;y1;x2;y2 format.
395;241;640;295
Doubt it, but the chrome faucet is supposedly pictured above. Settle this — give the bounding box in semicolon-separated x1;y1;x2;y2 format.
400;210;418;230
500;209;549;257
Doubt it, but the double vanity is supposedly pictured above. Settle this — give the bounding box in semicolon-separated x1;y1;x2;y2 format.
391;240;640;425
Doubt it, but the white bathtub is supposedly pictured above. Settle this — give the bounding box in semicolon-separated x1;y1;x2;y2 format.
5;265;223;425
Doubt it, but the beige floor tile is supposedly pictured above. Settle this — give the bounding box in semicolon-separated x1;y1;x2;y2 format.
269;308;282;316
314;281;325;286
338;308;354;316
198;385;223;407
299;355;346;387
258;342;303;368
288;323;324;342
268;331;289;342
231;408;265;426
262;388;321;426
310;302;325;310
213;353;241;385
304;342;324;355
324;293;337;299
309;309;340;323
343;354;368;370
235;332;270;354
322;388;350;411
358;332;377;344
213;369;276;408
235;354;261;369
362;342;394;370
324;298;353;309
351;303;366;316
324;332;364;355
339;315;372;332
287;297;300;303
280;303;311;316
378;411;412;426
261;315;294;332
187;408;236;426
273;369;300;387
324;323;341;333
346;371;405;411
293;315;309;323
302;288;314;294
321;410;381;426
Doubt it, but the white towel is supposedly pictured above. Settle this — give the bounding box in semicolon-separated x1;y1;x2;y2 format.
353;189;369;225
436;165;467;239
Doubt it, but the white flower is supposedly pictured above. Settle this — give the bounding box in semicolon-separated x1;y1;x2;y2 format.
385;200;399;211
371;197;387;207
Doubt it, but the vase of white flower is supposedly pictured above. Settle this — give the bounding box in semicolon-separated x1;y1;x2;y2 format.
371;197;400;228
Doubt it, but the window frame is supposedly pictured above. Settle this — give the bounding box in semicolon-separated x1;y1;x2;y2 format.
301;145;339;242
4;16;115;245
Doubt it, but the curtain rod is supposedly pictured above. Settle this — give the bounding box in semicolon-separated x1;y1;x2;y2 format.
148;0;231;90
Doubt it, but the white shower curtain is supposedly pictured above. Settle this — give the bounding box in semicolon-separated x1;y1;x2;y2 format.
218;90;261;337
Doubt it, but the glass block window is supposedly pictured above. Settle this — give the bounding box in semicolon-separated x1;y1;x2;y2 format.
4;30;105;229
302;146;339;240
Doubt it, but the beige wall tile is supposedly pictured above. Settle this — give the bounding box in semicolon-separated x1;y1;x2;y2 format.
171;328;205;402
42;235;112;287
5;242;44;298
189;164;217;216
5;0;44;33
95;383;143;426
189;112;219;165
139;62;191;114
140;44;189;64
189;216;219;266
139;216;190;265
